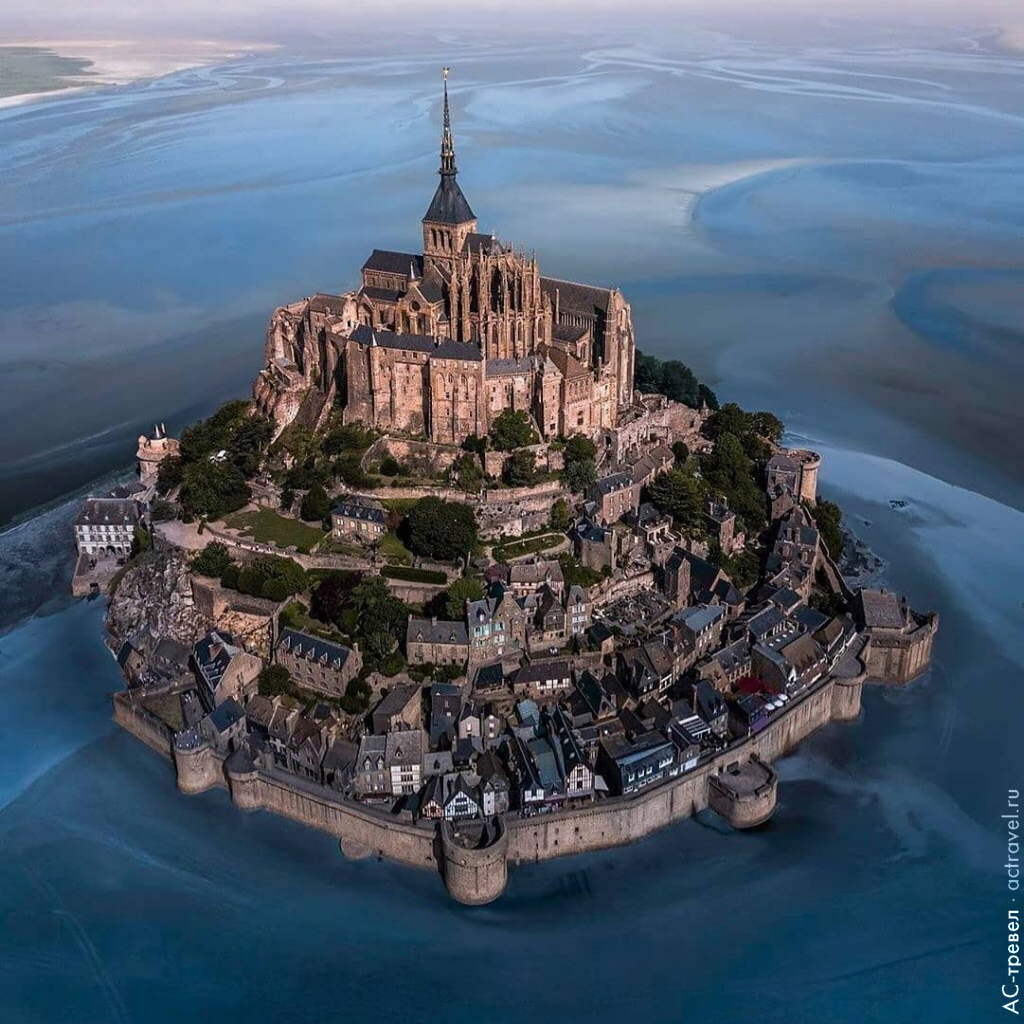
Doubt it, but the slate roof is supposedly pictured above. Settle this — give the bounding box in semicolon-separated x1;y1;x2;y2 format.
362;249;424;276
541;277;612;317
279;628;354;669
594;472;634;496
75;498;140;528
361;286;403;303
432;338;483;362
331;496;386;524
208;697;244;733
858;589;906;630
407;617;468;645
675;604;725;634
424;174;476;224
308;293;352;315
485;356;535;377
350;323;435;353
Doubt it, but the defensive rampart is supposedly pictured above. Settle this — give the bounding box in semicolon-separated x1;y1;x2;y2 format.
112;662;865;904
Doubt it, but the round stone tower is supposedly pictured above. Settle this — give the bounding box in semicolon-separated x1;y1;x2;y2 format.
790;449;821;505
226;747;262;810
173;729;221;795
708;757;778;829
136;424;180;488
440;818;509;905
831;670;866;722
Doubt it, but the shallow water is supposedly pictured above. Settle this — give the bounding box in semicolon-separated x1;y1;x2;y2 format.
1;23;1022;1023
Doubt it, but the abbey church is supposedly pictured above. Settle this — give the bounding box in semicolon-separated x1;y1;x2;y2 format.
254;70;637;446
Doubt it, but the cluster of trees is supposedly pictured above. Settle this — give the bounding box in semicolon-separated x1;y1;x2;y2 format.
224;555;308;602
503;449;539;486
157;400;274;520
646;400;785;539
634;351;718;410
489;410;538;451
402;497;479;562
278;422;376;510
449;452;484;492
308;572;411;706
560;434;597;494
811;499;844;560
192;542;308;601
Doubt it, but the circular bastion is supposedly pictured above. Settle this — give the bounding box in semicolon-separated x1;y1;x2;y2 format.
173;729;222;795
440;818;509;905
708;756;778;829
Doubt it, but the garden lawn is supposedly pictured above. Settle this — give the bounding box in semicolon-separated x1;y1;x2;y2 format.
224;508;325;553
493;533;564;562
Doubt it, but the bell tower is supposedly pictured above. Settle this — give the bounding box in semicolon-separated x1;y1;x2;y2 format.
422;67;477;264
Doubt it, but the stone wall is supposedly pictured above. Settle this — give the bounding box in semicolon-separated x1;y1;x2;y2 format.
113;661;865;904
112;693;174;761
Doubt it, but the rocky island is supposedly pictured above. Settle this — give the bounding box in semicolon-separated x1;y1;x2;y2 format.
93;70;938;905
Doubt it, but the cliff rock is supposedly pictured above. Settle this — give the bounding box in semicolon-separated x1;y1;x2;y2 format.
106;549;211;652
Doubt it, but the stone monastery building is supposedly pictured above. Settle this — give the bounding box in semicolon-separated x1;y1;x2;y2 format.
255;69;637;445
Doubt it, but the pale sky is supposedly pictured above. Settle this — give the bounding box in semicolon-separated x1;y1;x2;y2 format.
4;0;1023;43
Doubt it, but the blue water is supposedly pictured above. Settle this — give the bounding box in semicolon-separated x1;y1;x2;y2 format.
1;23;1023;1023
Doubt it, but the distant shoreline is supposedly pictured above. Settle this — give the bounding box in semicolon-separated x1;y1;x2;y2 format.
0;39;277;110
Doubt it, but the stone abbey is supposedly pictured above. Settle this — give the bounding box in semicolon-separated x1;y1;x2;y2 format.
254;69;636;445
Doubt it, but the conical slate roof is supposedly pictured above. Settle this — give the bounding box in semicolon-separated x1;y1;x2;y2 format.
424;174;475;225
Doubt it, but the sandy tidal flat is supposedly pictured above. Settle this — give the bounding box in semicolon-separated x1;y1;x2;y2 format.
0;39;275;108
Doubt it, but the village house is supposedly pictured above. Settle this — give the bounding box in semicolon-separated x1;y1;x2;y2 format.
466;591;526;663
506;557;565;600
192;630;262;709
74;497;141;558
589;472;641;525
371;682;422;734
330;495;387;543
386;730;425;796
354;734;389;798
406;616;469;666
276;628;362;699
597;732;678;796
511;659;573;695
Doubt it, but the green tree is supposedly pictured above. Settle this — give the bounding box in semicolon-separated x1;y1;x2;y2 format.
235;555;307;601
647;467;707;532
404;497;478;561
560;433;597;493
192;541;233;578
561;458;596;493
379;455;403;477
700;433;767;531
310;570;364;626
750;411;785;444
489;410;538;451
697;383;719;410
300;482;331;522
504;449;538;487
349;576;408;645
323;423;373;455
443;577;485;619
258;663;292;697
179;459;251;520
333;454;374;489
156;456;184;495
549;498;572;532
462;433;488;455
450;453;483;492
811;499;844;560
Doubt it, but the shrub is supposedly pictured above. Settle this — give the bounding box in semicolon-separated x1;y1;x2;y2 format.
192;541;233;578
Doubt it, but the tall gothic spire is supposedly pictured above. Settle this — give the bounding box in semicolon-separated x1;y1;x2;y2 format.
423;65;476;226
440;66;456;175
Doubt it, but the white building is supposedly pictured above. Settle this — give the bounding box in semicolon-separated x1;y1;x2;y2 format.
74;498;141;558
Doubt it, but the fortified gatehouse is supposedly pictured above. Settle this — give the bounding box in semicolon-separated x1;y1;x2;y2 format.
253;68;636;445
